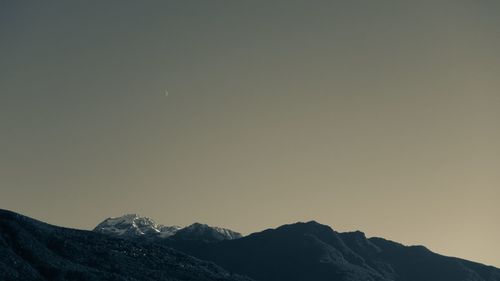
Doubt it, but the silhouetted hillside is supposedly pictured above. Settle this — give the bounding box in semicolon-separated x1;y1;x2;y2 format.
0;209;252;281
164;221;500;281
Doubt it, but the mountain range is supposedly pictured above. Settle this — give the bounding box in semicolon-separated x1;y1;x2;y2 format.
1;209;499;281
0;210;250;281
93;214;242;242
162;221;500;281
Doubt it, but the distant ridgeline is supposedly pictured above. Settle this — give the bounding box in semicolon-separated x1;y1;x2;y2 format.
1;209;499;281
93;214;242;242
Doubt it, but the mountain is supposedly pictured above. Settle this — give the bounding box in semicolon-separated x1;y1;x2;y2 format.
163;221;500;281
172;223;242;242
93;214;181;238
0;209;252;281
4;209;499;281
94;214;242;242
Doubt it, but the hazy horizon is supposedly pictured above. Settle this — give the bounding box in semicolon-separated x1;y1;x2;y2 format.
1;1;499;267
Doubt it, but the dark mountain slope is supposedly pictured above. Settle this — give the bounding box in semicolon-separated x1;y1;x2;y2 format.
366;237;500;281
164;221;500;281
0;209;252;281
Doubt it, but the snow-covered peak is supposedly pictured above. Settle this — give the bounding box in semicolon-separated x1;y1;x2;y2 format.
211;226;243;240
158;225;183;238
172;222;243;241
93;214;180;238
94;215;242;241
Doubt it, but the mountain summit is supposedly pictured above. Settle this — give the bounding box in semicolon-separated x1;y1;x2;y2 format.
172;222;243;242
93;214;242;242
165;221;500;281
93;214;181;238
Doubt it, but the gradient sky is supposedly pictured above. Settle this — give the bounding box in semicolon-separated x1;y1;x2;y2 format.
1;0;499;267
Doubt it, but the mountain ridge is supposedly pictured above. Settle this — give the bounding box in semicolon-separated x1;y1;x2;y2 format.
0;209;253;281
93;214;242;242
160;220;500;281
2;209;499;281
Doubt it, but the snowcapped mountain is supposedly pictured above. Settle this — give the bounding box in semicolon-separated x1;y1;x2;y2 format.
93;214;242;241
93;214;181;238
172;222;243;242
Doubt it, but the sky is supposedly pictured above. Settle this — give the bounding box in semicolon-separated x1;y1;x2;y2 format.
1;0;499;267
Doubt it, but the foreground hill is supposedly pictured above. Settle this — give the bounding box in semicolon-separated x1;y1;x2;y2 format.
163;221;500;281
0;209;252;281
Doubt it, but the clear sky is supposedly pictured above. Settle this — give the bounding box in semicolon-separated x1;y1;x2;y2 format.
1;0;499;267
